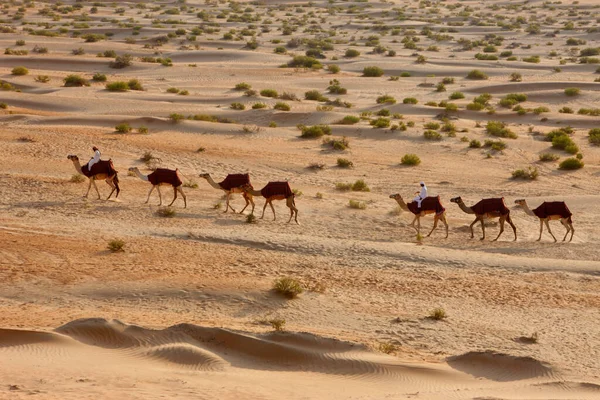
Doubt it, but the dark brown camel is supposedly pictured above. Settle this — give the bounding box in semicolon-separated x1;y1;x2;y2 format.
241;182;298;224
199;173;255;214
450;197;516;241
67;155;120;200
389;194;448;238
129;167;187;207
514;199;574;242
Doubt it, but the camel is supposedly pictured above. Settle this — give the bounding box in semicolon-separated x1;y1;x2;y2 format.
450;197;517;241
514;199;574;242
67;155;120;200
199;173;254;214
241;182;298;224
389;194;448;238
129;167;187;208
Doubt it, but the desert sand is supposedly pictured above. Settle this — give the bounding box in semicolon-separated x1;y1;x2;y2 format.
1;0;600;399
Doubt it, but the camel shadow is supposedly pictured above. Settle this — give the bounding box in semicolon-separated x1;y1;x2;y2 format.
12;201;66;209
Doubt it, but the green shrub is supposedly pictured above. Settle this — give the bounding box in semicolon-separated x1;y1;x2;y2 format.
445;103;459;112
107;239;125;252
401;153;421;166
466;69;488;80
274;102;290;111
252;102;267;109
486;121;517;139
539;153;560;161
512;166;539;180
273;277;303;298
115;123;132;133
127;79;143;91
351;179;370;192
328;64;340;74
92;73;107;82
138;126;148;134
34;75;50;83
484;139;507;151
429;307;447;320
300;125;332;138
63;74;89;87
305;90;328;101
335;182;352;191
11;66;28;76
109;54;133;69
510;72;522;82
235;82;251;90
533;106;550;115
230;102;245;110
370;117;390;129
564;87;581;96
323;136;350;150
337;158;353;168
559;158;584;170
338;115;360;125
269;319;286;331
363;66;384;77
156;207;176;218
167;87;180;94
287;55;322;69
559;107;574;114
376;95;396;104
467;102;485;111
169;113;185;123
106;81;129;91
260;89;278;98
403;97;418;104
345;48;360;57
589;128;600;145
348;200;367;209
551;134;579;154
424;130;442;140
377;109;390;117
522;55;541;63
400;72;411;77
469;139;482;148
424;122;440;130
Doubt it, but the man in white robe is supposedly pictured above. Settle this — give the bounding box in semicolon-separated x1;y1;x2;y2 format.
413;181;428;209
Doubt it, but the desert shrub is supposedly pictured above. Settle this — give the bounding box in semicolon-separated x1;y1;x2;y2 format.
335;182;352;191
280;92;299;101
486;121;517;139
522;55;541;63
512;166;539;180
401;153;421;166
156;207;176;218
274;102;290;111
403;97;418;104
328;64;340;74
72;47;85;55
323;136;350;150
376;95;396;104
442;77;455;84
100;50;117;58
107;239;125;252
424;122;440;130
424;130;442;140
551;134;579;154
351;179;370;192
70;174;85;183
106;81;129;91
449;92;465;100
300;125;332;138
589;128;600;145
305;90;328;101
327;79;347;95
260;89;278;98
92;73;107;82
235;82;251;91
109;54;133;69
466;69;488;80
287;55;322;69
510;72;522;82
429;307;447;320
273;277;303;298
378;343;398;354
166;87;180;94
377;109;390;117
469;139;482;148
370;117;390;129
338;115;360;125
436;83;446;92
559;107;574;114
337;158;353;168
269;319;286;331
580;48;600;57
400;72;411;77
484;139;507;151
32;45;48;54
34;75;50;83
533;106;550;115
252;102;267;109
467;102;485;111
63;74;89;87
138;126;148;134
345;48;360;57
11;66;28;76
475;53;498;61
127;79;143;91
539;153;560;161
348;200;367;210
115;123;132;133
363;66;384;77
500;51;513;57
559;158;584;170
578;108;600;116
169;113;185;123
564;87;580;96
230;102;245;110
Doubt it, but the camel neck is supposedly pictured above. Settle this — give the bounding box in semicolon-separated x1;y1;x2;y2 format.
457;200;475;214
203;175;222;190
133;168;149;181
71;159;83;175
519;202;536;217
394;197;409;211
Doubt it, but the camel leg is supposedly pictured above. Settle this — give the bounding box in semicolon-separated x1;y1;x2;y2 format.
537;219;543;241
249;195;255;214
168;186;177;207
286;197;298;224
493;218;505;241
145;186;155;204
179;187;187;208
508;217;517;241
224;192;236;213
91;179;101;200
569;222;574;242
260;199;269;219
427;216;438;237
269;200;276;221
442;214;449;238
469;217;479;239
239;193;250;214
409;215;418;232
156;186;162;206
544;220;557;242
84;178;93;198
560;219;569;242
105;179;116;200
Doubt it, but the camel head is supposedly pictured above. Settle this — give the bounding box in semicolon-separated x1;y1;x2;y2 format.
128;167;139;172
198;173;210;179
389;193;402;200
67;155;78;161
450;196;462;204
514;199;526;206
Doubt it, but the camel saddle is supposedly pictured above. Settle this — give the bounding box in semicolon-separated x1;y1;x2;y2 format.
261;181;293;198
471;198;509;215
533;202;572;220
407;196;445;215
148;168;182;187
81;159;117;177
219;174;251;191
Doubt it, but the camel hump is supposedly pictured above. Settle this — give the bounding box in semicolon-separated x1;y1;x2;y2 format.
407;196;445;215
261;181;293;198
219;174;251;190
533;201;572;219
473;198;509;215
148;168;182;186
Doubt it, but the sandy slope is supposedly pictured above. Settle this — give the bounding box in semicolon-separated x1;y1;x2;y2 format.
1;0;600;398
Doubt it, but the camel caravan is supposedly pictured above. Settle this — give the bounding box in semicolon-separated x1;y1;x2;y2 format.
67;151;575;241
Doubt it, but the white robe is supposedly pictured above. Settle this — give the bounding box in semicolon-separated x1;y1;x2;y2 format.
87;150;101;170
413;185;428;207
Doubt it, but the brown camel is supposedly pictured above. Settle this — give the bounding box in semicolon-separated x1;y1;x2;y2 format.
129;167;187;208
389;194;448;238
199;173;254;214
514;199;574;242
67;155;120;200
450;197;516;241
241;182;298;224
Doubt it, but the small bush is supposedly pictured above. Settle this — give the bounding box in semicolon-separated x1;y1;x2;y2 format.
169;113;185;123
466;69;488;80
376;95;396;104
363;66;384;77
370;117;391;129
287;55;322;69
109;54;133;69
235;82;251;91
589;128;600;145
115;123;132;133
274;102;290;111
157;207;176;218
63;75;89;87
273;277;303;298
349;199;367;210
469;139;482;148
138;126;148;134
11;66;28;76
539;153;560;161
345;48;360;57
246;213;257;224
338;115;360;125
230;102;246;110
34;75;50;83
92;73;107;82
403;97;418;104
429;307;447;320
378;343;398;354
351;179;370;192
300;125;332;138
424;122;440;130
335;182;352;191
252;102;267;109
70;174;85;183
269;319;286;331
323;136;350;150
127;79;143;91
510;72;523;82
559;158;584;170
106;81;129;91
401;153;421;166
424;130;442;140
486;121;517;139
564;87;581;96
328;64;340;74
166;87;180;94
337;158;353;168
108;239;125;252
260;89;278;98
484;139;507;151
512;166;539;180
559;107;574;114
72;47;85;55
